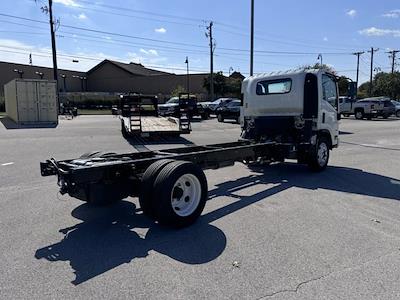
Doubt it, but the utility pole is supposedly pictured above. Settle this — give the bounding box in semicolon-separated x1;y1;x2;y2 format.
387;50;400;74
48;0;58;82
368;47;379;96
250;0;254;76
353;51;364;88
206;22;215;101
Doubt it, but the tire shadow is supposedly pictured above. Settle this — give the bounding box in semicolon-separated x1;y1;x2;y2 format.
35;201;226;285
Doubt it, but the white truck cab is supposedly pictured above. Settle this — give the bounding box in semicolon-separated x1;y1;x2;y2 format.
241;69;340;170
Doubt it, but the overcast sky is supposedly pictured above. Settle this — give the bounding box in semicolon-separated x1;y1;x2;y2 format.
0;0;399;83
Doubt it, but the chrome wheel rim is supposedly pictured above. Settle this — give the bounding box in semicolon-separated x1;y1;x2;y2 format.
170;174;201;217
356;111;362;119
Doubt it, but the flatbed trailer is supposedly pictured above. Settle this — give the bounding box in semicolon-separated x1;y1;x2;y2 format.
120;93;191;137
40;139;300;227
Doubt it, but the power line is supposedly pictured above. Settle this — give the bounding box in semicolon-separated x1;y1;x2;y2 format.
0;13;360;56
216;27;361;52
69;0;208;23
71;5;206;28
0;43;221;72
0;13;209;49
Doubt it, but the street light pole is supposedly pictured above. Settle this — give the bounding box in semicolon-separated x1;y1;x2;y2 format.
185;56;190;94
317;54;323;66
250;0;254;76
61;74;67;92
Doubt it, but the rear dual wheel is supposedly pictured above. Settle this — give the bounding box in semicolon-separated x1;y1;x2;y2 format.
140;160;208;227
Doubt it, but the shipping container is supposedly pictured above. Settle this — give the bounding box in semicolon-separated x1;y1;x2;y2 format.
4;79;58;125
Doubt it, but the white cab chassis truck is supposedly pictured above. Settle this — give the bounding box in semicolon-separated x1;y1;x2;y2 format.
241;69;339;169
40;69;340;228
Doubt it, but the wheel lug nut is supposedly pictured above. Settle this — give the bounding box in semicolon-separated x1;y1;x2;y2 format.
185;196;190;202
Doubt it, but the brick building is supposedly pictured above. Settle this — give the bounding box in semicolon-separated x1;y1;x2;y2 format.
0;60;210;99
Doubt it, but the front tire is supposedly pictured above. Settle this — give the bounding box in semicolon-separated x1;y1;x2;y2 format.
355;110;364;120
152;161;208;227
217;114;224;122
396;110;400;118
308;138;330;172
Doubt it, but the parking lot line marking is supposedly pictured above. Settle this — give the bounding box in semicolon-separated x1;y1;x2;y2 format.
1;162;14;166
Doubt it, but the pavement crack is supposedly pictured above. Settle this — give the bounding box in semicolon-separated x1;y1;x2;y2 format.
258;272;333;299
258;250;400;299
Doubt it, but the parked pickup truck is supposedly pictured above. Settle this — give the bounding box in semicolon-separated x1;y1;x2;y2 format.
341;97;395;120
158;94;209;120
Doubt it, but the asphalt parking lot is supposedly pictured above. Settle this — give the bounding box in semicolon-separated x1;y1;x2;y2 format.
0;115;400;299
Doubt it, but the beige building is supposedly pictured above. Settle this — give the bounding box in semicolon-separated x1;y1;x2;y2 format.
0;60;210;100
86;60;209;98
0;61;86;96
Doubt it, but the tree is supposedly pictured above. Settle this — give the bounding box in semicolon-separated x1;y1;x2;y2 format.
337;76;350;96
357;72;400;99
302;63;337;75
171;85;186;97
224;78;242;97
372;72;400;99
357;82;369;99
203;72;226;97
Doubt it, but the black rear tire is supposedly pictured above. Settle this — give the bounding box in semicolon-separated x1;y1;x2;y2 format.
152;161;208;228
217;114;224;122
139;159;175;217
201;112;209;120
308;137;330;172
355;110;364;120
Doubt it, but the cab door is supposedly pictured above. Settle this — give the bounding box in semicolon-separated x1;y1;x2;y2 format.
320;73;339;142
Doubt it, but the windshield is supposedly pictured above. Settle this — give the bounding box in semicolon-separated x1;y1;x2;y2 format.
166;97;179;104
322;74;338;109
